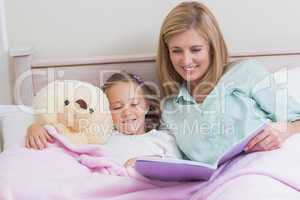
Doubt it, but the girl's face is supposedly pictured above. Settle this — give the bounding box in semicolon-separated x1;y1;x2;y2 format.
168;28;210;87
105;82;148;135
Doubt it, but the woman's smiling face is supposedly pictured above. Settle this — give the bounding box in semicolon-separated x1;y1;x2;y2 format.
168;28;210;87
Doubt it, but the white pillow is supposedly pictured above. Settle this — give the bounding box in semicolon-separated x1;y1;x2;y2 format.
287;67;300;102
272;67;300;102
0;105;34;151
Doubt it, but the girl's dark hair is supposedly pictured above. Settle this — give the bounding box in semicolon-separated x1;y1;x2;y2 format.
102;72;161;132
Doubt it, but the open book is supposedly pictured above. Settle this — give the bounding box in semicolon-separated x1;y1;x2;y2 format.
135;122;266;181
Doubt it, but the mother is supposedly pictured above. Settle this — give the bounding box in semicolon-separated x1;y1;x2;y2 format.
156;1;300;163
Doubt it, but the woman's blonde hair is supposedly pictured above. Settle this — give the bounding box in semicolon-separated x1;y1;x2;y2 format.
102;72;161;132
157;1;229;101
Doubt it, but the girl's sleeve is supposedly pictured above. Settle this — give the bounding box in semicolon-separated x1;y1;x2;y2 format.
248;61;300;122
157;130;183;159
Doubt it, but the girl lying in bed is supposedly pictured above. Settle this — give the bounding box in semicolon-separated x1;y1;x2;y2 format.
25;72;182;166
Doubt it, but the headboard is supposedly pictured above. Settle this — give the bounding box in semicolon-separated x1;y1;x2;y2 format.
9;48;300;106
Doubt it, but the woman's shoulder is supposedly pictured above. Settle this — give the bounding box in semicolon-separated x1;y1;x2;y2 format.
220;59;270;85
225;59;269;78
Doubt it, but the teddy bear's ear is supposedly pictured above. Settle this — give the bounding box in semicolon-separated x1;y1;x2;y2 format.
33;81;61;114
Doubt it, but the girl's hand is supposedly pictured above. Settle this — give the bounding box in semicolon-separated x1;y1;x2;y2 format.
124;158;136;167
244;122;291;153
25;123;54;150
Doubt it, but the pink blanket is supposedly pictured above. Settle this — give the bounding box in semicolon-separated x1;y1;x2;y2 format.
0;126;202;200
192;134;300;200
1;126;300;200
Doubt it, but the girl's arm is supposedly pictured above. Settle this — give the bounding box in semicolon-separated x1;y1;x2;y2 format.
25;123;54;150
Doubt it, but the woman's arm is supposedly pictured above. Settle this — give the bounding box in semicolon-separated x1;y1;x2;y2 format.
245;121;300;153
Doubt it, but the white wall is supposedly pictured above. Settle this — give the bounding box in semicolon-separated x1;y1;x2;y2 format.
3;0;300;104
210;0;300;54
5;0;183;60
0;0;11;104
6;0;300;60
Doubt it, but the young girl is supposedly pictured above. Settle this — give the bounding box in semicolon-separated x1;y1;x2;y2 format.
26;72;182;165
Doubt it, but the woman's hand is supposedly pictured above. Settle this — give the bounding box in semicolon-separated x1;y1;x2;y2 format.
244;122;292;153
25;123;54;150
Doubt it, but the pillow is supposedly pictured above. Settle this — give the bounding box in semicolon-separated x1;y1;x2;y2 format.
0;105;34;151
273;66;300;103
287;67;300;102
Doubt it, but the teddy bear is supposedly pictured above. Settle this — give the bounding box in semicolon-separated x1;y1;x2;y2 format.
33;80;113;145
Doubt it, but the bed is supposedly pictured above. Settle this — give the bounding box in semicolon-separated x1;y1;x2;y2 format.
0;49;300;199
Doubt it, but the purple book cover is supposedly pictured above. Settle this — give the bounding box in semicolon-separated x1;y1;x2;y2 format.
135;122;266;182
